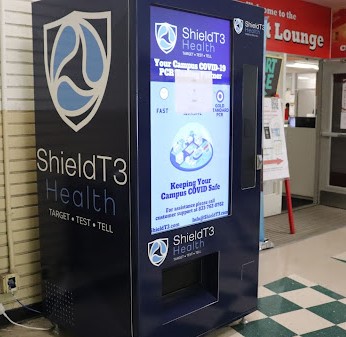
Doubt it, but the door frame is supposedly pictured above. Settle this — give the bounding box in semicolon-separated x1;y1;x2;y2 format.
315;59;346;208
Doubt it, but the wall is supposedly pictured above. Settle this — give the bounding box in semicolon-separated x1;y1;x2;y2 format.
297;73;317;90
0;0;41;310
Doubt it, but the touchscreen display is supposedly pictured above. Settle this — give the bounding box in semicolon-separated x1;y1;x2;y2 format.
150;6;231;234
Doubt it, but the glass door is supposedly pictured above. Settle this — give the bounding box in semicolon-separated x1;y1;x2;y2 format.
318;60;346;207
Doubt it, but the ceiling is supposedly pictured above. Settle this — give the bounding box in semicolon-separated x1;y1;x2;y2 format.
304;0;345;8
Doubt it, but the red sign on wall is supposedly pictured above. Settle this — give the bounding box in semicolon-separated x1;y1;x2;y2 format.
239;0;331;58
332;8;346;59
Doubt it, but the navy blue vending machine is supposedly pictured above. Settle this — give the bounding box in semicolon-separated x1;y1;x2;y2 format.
32;0;264;336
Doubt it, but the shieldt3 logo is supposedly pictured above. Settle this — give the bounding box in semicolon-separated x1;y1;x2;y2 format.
148;239;169;267
234;18;244;35
155;22;177;54
44;11;111;132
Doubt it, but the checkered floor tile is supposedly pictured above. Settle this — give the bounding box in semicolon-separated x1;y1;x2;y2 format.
230;275;346;337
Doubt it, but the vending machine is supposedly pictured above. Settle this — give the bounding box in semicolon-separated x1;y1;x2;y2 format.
32;0;264;336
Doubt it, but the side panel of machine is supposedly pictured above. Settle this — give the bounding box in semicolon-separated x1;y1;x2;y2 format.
135;0;264;336
32;1;132;336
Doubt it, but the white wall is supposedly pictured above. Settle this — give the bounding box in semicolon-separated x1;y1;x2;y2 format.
297;73;316;90
0;0;41;310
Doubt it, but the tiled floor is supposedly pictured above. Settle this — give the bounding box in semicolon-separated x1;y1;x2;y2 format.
1;226;346;337
227;275;346;337
207;225;346;337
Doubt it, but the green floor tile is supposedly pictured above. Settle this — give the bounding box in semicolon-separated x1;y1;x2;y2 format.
264;277;307;294
308;301;346;324
233;317;296;337
302;326;346;337
258;295;302;317
311;285;345;300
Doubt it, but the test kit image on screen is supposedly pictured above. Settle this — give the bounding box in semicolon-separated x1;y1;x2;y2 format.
32;0;264;336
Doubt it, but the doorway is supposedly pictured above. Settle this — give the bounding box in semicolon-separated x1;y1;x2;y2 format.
283;57;319;210
318;60;346;209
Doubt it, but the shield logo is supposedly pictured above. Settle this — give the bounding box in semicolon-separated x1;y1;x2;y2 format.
234;18;244;35
44;11;111;132
148;238;169;267
155;22;177;54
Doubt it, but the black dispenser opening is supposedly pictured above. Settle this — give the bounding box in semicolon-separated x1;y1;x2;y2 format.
162;259;201;296
162;253;219;322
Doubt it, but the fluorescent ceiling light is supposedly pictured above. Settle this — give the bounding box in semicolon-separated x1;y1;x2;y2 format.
298;76;311;80
286;62;319;70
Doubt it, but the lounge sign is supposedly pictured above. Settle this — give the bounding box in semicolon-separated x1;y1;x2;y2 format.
239;0;331;58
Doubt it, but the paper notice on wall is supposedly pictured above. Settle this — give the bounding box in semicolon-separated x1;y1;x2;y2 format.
263;97;290;181
341;113;346;129
341;82;346;130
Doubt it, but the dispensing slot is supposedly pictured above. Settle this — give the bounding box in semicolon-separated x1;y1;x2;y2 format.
162;253;219;323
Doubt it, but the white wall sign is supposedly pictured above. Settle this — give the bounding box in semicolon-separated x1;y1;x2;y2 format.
263;97;290;181
341;82;346;130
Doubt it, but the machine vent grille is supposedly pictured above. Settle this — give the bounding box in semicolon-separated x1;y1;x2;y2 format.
44;281;75;327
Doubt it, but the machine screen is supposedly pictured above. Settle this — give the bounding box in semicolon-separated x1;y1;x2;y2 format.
150;6;231;234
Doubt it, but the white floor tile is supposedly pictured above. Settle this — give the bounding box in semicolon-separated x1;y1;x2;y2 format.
271;309;334;335
288;274;317;287
338;322;346;330
259;227;346;297
280;287;335;308
0;318;52;337
245;310;267;322
207;327;243;337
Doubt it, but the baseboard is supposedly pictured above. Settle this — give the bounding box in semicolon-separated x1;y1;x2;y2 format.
0;302;43;328
320;191;346;210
